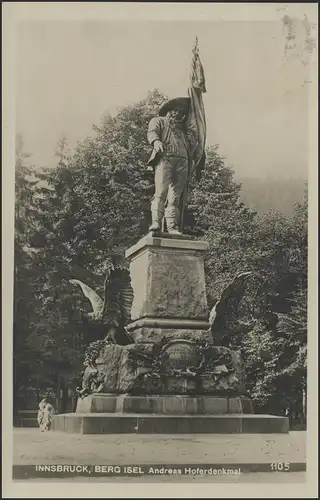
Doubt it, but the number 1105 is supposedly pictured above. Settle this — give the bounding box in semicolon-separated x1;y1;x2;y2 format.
270;462;290;471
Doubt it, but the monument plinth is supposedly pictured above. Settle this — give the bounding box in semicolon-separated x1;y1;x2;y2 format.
52;235;289;434
125;235;211;343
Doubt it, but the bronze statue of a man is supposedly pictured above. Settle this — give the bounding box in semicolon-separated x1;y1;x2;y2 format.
147;97;191;235
147;38;207;236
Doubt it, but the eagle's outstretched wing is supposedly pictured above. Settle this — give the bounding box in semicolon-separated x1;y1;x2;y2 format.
102;264;133;327
209;271;253;333
69;279;104;317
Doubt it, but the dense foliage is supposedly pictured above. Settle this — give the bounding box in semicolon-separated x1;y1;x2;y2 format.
13;91;308;426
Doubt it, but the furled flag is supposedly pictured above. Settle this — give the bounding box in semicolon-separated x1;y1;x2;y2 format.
186;36;207;181
179;38;207;231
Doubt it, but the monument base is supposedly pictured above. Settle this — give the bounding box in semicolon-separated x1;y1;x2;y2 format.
76;394;254;414
52;414;289;435
51;394;289;434
56;235;289;435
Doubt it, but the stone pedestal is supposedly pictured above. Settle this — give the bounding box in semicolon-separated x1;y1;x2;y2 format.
52;235;289;434
125;235;210;342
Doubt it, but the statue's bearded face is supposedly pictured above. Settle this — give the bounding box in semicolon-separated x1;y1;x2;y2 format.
167;107;186;123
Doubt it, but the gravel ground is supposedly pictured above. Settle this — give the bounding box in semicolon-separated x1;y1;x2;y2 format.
13;428;306;465
8;430;309;497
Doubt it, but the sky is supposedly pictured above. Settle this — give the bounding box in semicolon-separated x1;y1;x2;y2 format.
16;18;314;179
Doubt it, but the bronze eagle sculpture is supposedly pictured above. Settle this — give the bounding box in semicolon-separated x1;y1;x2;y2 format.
69;257;134;345
208;271;255;347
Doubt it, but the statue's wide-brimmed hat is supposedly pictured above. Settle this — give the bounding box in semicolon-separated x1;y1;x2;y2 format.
158;97;190;117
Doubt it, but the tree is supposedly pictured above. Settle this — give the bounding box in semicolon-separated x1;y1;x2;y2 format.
13;136;44;418
241;192;308;421
187;145;258;308
186;149;308;421
14;135;87;416
55;134;70;169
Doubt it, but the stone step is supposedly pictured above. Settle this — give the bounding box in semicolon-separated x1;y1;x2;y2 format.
76;394;254;415
52;413;289;434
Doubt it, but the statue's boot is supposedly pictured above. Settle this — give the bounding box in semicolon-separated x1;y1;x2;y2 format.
166;217;183;236
149;210;164;232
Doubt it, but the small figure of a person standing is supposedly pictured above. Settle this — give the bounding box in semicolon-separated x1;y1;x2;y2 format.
37;398;55;431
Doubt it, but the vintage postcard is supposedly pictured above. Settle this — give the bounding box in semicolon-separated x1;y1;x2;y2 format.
2;2;318;498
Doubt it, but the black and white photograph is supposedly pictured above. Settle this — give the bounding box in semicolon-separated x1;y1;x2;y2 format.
2;2;318;498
